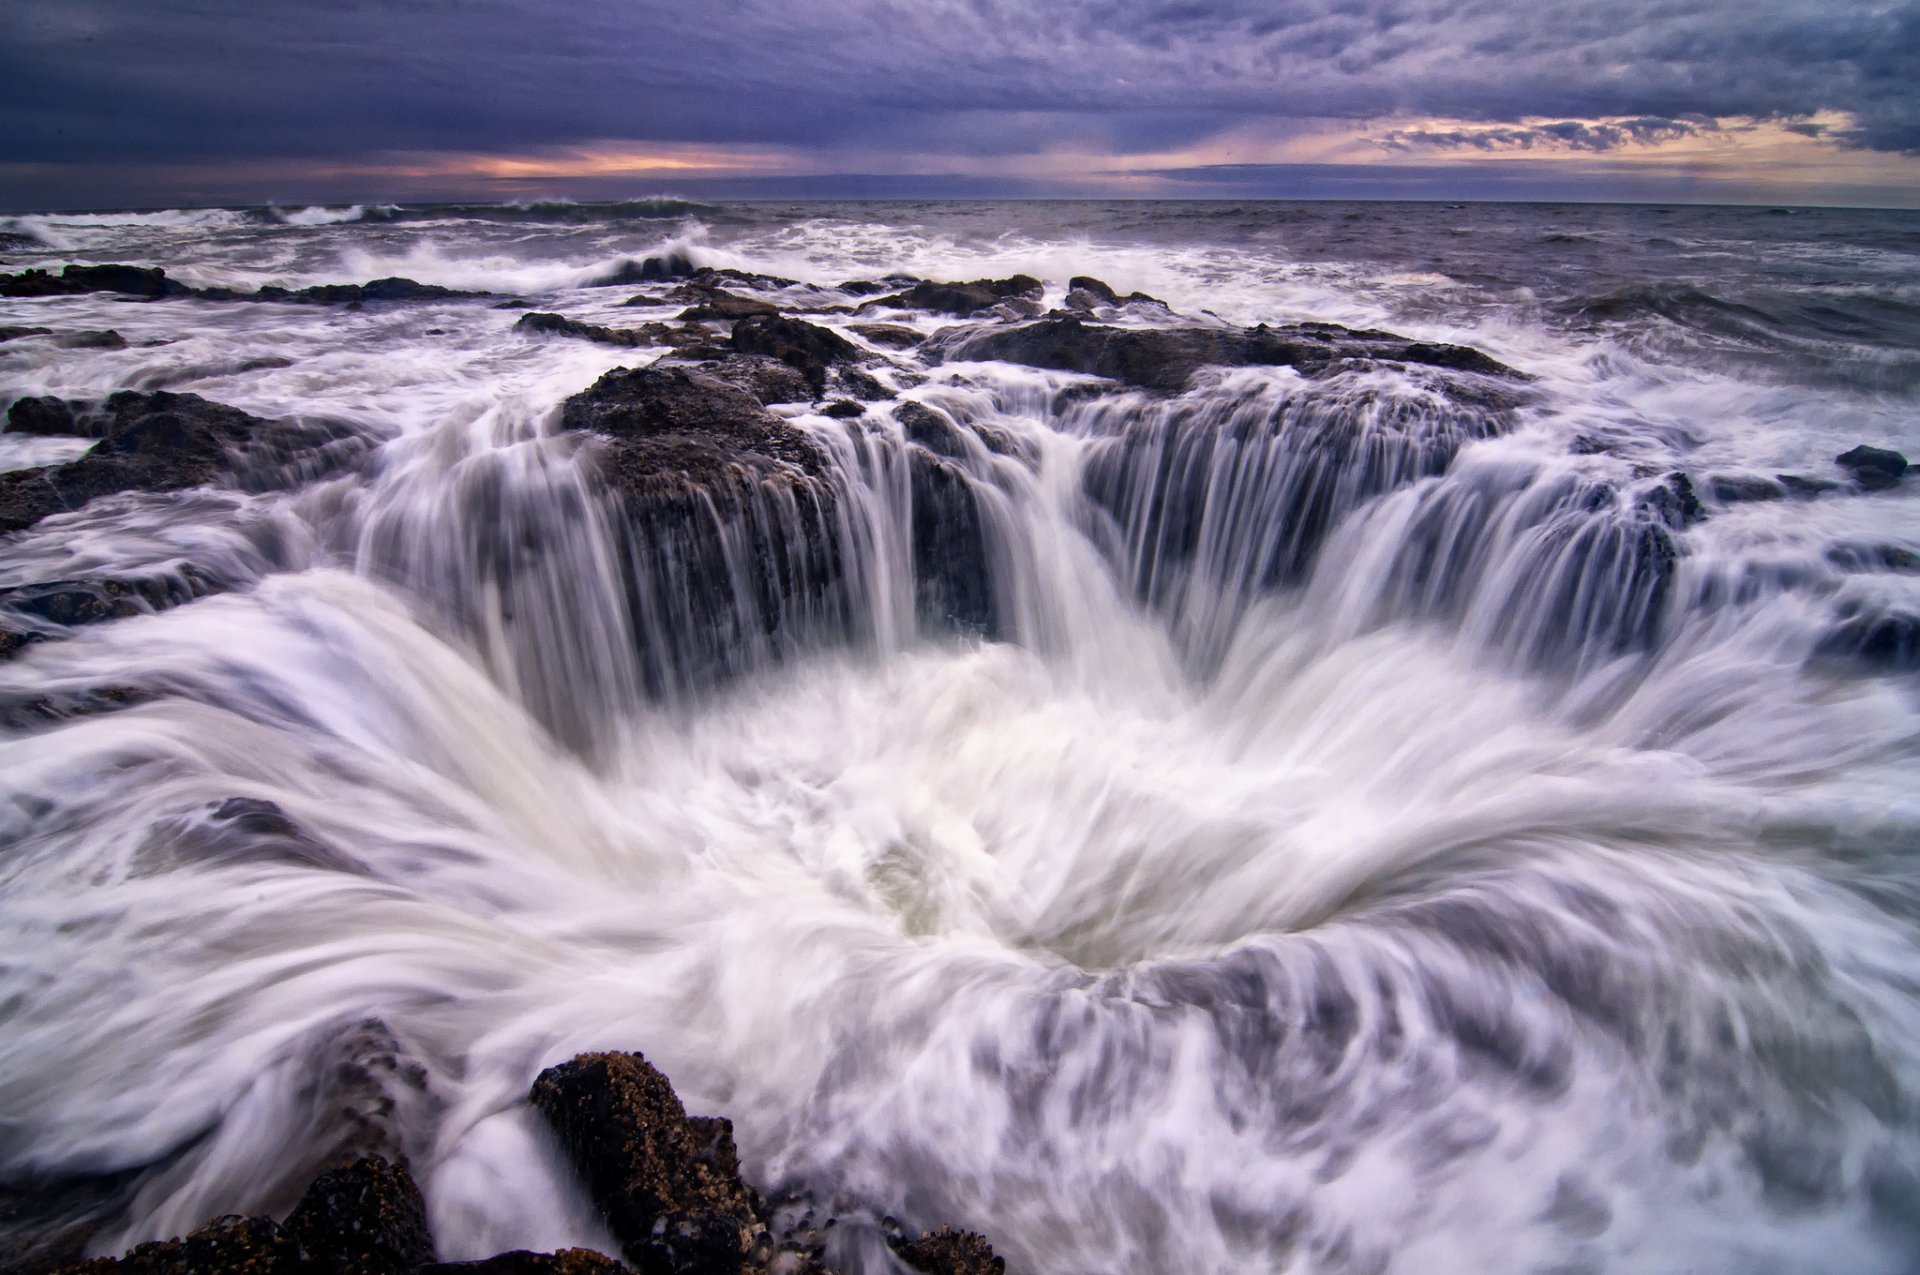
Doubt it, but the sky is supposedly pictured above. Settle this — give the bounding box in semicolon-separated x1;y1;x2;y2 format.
3;0;1919;211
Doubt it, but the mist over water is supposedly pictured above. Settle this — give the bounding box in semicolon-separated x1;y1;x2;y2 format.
2;201;1919;1274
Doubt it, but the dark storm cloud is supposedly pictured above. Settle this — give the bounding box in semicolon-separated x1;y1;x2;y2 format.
2;0;1917;200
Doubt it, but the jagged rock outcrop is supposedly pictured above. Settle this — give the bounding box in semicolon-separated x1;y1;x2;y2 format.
0;265;193;300
871;276;1043;318
944;315;1519;391
529;1053;761;1275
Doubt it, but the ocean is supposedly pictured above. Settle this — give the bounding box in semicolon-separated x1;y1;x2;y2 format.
1;199;1918;1273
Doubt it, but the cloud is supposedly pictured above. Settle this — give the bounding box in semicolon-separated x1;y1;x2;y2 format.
1;0;1917;206
1376;117;1718;153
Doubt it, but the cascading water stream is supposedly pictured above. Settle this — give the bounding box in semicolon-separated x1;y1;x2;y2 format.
1;202;1917;1275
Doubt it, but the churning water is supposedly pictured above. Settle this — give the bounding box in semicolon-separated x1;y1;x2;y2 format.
2;200;1919;1273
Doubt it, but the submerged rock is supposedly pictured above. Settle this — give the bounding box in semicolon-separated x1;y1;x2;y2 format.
1836;444;1908;491
0;325;55;343
675;288;782;321
1814;607;1920;674
239;277;487;306
944;315;1519;391
530;1053;759;1275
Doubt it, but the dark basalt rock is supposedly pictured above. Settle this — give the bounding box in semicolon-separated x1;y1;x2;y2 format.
821;400;865;419
239;277;487;307
1779;473;1843;497
849;324;922;350
422;1251;632;1274
893;1227;1005;1275
694;355;816;407
1063;276;1162;313
0;565;222;629
6;396;106;438
590;254;696;287
945;315;1519;391
530;1053;759;1275
0;684;154;729
0;628;41;661
560;366;826;480
873;276;1043;318
1642;473;1703;529
1826;542;1920;574
0;264;192;300
0;325;55;343
675;289;781;321
727;315;861;394
1836;445;1908;491
517;312;662;349
1707;474;1787;504
50;1214;306;1274
283;1156;434;1275
1814;608;1920;674
0;392;262;535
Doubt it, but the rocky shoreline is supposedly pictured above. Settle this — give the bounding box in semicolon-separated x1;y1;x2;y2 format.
16;1052;1002;1275
3;257;1917;1268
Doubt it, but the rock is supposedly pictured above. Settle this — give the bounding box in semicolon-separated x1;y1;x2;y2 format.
590;254;696;287
894;1227;1005;1275
1707;474;1786;503
1778;473;1843;497
695;355;817;407
56;330;128;350
48;1214;306;1274
560;366;827;479
516;312;659;348
243;277;486;306
283;1156;434;1275
675;289;781;321
821;401;865;419
1642;473;1704;529
0;264;192;300
910;452;997;637
849;324;922;350
0;325;54;342
727;315;862;394
1836;445;1908;491
872;276;1043;318
529;1053;759;1275
0;391;262;535
6;396;103;438
0;566;222;628
1814;608;1920;674
1067;275;1119;305
0;684;154;729
1825;542;1920;573
944;316;1519;391
421;1251;631;1274
0;628;41;661
836;275;921;298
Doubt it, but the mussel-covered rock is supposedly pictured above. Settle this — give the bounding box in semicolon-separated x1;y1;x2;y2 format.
530;1053;759;1275
893;1227;1006;1275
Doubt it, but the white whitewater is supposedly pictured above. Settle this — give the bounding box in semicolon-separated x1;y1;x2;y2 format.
1;203;1918;1274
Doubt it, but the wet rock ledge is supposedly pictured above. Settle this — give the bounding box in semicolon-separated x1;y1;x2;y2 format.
24;1052;1004;1275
